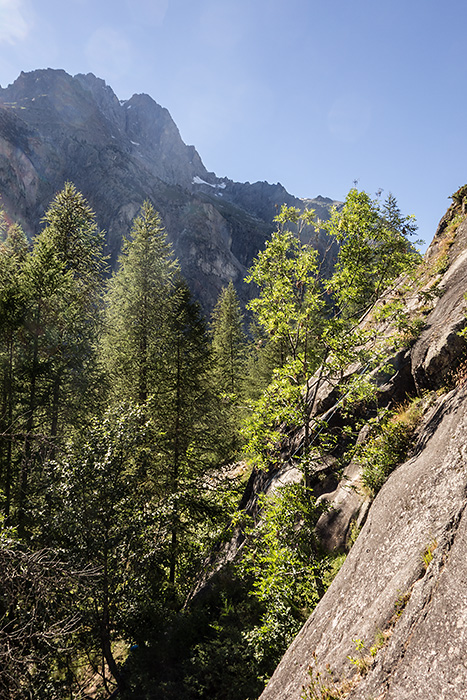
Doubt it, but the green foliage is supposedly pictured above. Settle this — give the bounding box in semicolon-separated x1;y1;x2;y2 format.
246;216;322;363
0;184;427;699
394;589;412;618
324;191;418;315
0;185;106;531
0;192;247;697
347;637;372;676
240;483;328;667
243;324;286;402
47;404;159;691
422;539;438;569
156;279;237;591
375;294;427;349
102;200;177;406
242;360;306;469
134;483;331;700
323;552;348;590
0;520;95;699
0;222;30;520
450;184;467;206
357;400;423;497
244;189;421;483
210;281;248;457
181;588;266;700
103;204;237;602
210;281;247;396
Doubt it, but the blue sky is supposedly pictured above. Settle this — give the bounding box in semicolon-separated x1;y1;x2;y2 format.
0;0;466;249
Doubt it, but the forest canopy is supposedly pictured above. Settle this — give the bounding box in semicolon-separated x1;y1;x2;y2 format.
0;185;420;699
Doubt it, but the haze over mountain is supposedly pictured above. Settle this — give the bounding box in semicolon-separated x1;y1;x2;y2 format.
0;68;337;310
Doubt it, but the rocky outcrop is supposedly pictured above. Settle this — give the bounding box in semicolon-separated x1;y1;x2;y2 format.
411;213;467;391
259;206;467;699
261;386;467;700
0;68;338;311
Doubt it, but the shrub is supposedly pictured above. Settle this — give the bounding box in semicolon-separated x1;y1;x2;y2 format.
358;400;423;497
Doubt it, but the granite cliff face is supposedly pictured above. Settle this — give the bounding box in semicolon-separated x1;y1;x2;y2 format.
259;204;467;699
0;68;337;311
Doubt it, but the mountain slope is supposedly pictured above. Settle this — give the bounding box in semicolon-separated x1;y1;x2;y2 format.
259;203;467;699
0;68;337;310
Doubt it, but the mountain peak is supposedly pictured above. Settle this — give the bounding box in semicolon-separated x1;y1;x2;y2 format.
0;68;338;310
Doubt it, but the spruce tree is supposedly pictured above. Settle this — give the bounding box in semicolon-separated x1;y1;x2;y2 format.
103;206;235;600
0;220;29;520
14;184;105;529
210;281;247;397
102;200;177;407
210;281;248;455
159;279;220;589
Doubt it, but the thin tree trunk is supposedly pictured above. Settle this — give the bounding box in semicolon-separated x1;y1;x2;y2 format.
49;371;61;456
5;336;13;520
18;311;40;532
100;544;126;693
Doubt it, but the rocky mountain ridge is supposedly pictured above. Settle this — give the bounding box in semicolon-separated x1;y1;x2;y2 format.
259;201;467;699
0;68;337;311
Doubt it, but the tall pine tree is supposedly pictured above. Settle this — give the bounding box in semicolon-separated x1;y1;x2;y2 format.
13;183;105;529
103;204;235;601
210;281;248;455
210;281;247;397
0;219;29;520
102;201;177;407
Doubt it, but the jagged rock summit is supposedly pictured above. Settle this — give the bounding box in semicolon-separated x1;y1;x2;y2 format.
259;206;467;699
0;68;337;310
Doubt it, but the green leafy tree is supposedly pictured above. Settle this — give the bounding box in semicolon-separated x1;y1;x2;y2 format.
48;405;156;696
240;483;327;672
245;190;420;482
324;189;419;317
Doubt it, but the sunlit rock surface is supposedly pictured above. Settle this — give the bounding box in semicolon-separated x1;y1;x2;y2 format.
260;205;467;700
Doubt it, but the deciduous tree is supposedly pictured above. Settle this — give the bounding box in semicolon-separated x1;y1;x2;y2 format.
244;189;420;481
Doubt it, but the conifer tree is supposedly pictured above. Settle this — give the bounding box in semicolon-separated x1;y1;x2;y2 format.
0;220;29;519
103;206;235;599
210;281;248;456
34;182;106;438
210;281;247;398
14;184;105;529
159;279;221;588
102;200;177;407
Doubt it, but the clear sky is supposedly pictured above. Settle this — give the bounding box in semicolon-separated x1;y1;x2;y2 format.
0;0;466;250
